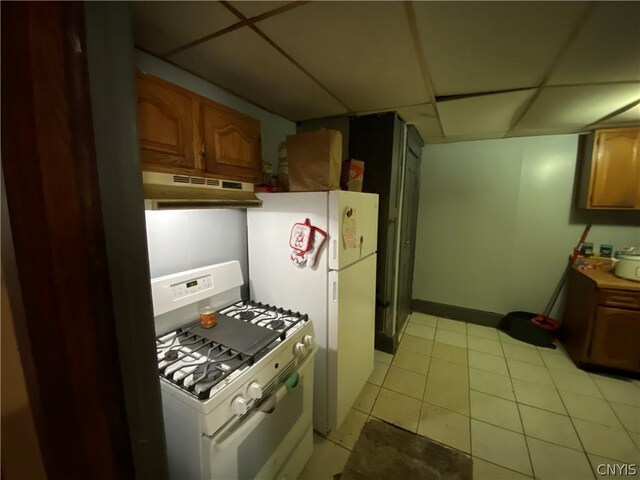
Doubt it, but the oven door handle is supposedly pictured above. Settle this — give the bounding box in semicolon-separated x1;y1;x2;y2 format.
213;347;317;451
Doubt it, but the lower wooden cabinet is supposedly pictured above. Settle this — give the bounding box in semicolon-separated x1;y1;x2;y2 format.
561;267;640;374
589;306;640;371
136;71;261;183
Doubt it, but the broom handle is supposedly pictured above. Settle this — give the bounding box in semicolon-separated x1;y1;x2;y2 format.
543;224;592;319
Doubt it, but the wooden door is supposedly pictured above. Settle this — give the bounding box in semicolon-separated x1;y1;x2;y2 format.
590;128;640;208
200;102;261;183
136;72;198;172
396;126;422;333
589;306;640;372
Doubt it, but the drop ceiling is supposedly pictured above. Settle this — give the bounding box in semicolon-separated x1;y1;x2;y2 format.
133;1;640;143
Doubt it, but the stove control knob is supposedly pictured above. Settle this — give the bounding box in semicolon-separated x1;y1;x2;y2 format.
302;335;315;349
231;395;248;415
293;342;306;356
247;382;263;400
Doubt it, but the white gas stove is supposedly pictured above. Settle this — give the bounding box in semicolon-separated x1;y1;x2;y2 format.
151;261;316;480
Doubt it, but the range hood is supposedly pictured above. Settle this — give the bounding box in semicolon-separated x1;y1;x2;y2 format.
142;172;262;210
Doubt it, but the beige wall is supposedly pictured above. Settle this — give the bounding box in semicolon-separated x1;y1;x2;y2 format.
413;134;640;317
1;275;46;480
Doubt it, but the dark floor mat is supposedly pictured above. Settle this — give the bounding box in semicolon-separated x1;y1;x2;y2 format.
340;419;472;480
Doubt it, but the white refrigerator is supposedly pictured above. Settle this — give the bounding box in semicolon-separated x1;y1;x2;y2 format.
247;191;378;434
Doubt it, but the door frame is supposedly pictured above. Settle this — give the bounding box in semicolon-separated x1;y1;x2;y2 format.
2;3;167;478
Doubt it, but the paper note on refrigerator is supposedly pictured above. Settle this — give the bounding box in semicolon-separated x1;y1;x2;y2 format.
342;208;357;248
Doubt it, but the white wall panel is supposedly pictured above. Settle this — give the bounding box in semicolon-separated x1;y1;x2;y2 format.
414;135;640;317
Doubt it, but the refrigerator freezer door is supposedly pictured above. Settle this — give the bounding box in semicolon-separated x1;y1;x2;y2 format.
247;192;331;433
328;191;379;271
327;253;376;431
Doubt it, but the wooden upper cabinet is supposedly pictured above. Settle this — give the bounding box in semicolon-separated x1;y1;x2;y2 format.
135;71;262;183
580;127;640;209
200;102;261;183
136;72;198;172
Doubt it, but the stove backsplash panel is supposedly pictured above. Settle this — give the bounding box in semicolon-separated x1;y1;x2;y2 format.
145;209;249;298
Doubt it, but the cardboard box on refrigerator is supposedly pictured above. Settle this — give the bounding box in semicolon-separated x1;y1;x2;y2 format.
286;129;342;191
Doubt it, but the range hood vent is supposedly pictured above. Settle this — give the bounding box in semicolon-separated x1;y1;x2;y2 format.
142;172;262;210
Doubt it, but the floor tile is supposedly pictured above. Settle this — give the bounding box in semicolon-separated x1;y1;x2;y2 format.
512;378;566;414
573;418;640;463
409;312;438;327
398;334;433;356
527;437;594;480
507;359;554;387
502;343;544;366
424;377;470;415
473;458;532;480
391;348;430;375
431;341;468;366
437;317;467;334
588;454;638;480
326;409;368;450
352;382;379;414
469;350;509;376
550;369;604;399
559;390;623;428
299;433;351;480
468;336;504;357
434;329;467;348
591;375;640;407
428;357;469;387
467;323;500;341
373;349;393;365
382;365;426;400
471;419;532;475
470;390;522;432
470;368;515;401
371;388;421;433
368;361;389;386
610;402;640;433
405;323;436;340
519;404;582;450
418;403;470;453
539;349;578;372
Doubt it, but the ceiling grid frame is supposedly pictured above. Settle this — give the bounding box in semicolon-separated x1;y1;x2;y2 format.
403;1;445;137
219;0;354;113
505;2;598;136
161;1;309;58
133;1;640;141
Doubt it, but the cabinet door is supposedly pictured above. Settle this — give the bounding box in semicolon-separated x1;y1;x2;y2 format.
136;73;197;171
589;306;640;372
589;129;640;208
200;102;261;183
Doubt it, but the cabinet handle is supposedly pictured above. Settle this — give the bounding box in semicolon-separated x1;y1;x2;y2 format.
201;143;206;157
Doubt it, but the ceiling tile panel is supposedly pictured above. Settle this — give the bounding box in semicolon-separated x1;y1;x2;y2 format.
413;2;589;95
228;1;295;19
598;104;640;127
170;28;347;121
438;90;537;137
257;1;429;112
395;104;442;139
515;84;640;133
132;1;238;55
547;2;640;85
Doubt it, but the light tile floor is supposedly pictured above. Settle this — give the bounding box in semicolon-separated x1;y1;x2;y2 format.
299;313;640;479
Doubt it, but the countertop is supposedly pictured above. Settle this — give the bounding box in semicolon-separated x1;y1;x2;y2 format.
576;267;640;292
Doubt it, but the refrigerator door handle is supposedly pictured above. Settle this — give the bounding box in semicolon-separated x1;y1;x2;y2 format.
332;280;337;302
333;239;338;261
